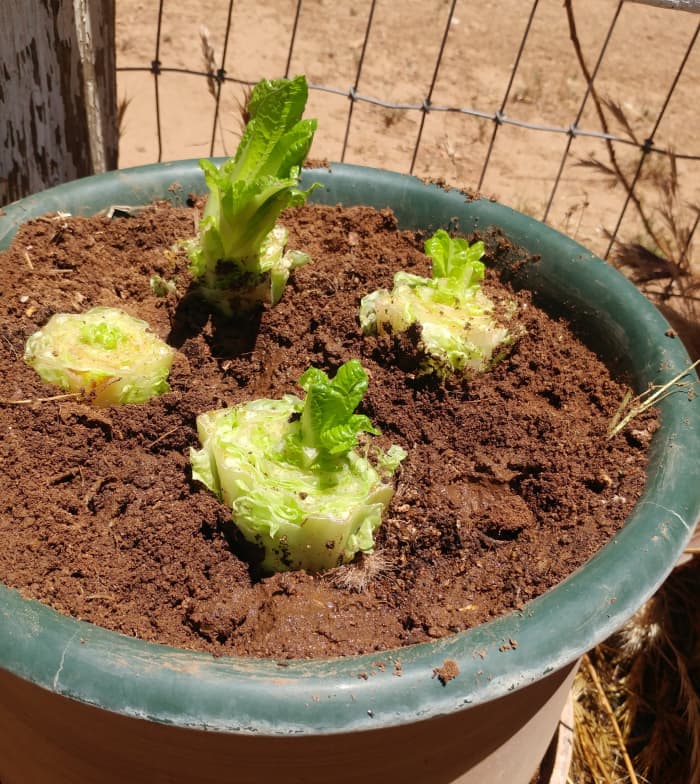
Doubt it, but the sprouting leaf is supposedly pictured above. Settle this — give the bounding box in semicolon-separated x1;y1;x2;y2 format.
424;229;485;287
299;360;378;455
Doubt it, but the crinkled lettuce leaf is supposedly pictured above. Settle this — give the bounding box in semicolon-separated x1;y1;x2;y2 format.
24;306;175;406
360;229;520;377
190;361;406;572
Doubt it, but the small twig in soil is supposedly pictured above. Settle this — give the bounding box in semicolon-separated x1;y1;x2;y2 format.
148;426;180;449
607;359;700;439
84;593;117;602
1;333;18;360
0;392;81;406
108;520;123;549
47;470;78;486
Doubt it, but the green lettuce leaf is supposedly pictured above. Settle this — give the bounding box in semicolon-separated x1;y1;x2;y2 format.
187;75;319;313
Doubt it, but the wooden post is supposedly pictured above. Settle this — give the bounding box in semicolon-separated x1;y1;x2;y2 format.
627;0;700;10
0;0;118;206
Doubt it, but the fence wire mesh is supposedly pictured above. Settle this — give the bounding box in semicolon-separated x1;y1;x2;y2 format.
116;0;700;264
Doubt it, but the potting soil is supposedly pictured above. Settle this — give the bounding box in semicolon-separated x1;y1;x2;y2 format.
0;200;656;659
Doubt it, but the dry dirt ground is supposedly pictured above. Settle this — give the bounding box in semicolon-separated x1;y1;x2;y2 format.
115;0;700;266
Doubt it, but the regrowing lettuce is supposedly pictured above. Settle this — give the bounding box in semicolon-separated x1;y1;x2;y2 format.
24;306;175;406
190;360;406;573
187;75;319;314
359;229;519;377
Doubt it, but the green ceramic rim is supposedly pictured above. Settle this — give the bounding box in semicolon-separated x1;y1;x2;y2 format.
0;161;698;734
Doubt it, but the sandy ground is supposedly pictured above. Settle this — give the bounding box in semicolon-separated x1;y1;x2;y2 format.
115;0;700;263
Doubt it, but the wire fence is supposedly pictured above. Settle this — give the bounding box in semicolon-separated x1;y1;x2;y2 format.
116;0;700;264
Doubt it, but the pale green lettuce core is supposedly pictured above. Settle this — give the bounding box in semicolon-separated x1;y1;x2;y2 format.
190;360;406;573
186;75;319;314
359;229;519;378
24;306;175;406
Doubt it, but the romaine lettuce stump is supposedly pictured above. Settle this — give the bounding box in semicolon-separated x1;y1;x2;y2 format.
360;229;521;378
190;360;406;573
24;306;176;406
186;75;319;315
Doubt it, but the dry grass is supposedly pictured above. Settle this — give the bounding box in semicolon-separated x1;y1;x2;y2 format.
199;26;218;102
606;359;700;439
570;555;700;784
565;0;700;361
605;150;700;347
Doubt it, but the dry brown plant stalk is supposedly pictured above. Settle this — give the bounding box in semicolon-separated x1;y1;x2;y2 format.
117;95;132;140
564;0;661;249
199;25;218;101
565;0;700;362
199;25;230;156
611;157;700;361
611;152;700;298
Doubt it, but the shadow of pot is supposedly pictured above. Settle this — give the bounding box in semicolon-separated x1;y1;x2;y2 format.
1;162;699;784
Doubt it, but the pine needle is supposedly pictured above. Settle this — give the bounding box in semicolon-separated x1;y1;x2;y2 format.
572;557;700;783
583;655;640;784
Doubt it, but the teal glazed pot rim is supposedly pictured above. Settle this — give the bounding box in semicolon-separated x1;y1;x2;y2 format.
1;161;698;735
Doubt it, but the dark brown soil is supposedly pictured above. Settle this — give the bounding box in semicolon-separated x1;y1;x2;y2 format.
0;200;656;659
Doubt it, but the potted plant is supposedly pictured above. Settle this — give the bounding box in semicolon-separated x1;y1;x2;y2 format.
0;80;698;784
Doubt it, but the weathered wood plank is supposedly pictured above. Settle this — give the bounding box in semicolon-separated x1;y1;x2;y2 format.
0;0;117;205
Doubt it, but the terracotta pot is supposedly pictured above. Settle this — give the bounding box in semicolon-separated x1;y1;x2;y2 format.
1;162;698;784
